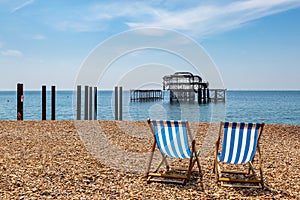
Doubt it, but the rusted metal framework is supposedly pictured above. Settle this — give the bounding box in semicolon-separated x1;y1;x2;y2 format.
209;89;226;102
163;72;209;103
130;89;163;101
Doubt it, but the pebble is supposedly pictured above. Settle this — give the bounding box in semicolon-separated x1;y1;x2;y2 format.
0;120;299;199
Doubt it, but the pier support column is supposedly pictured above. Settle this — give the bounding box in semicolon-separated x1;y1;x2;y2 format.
89;86;93;120
94;87;97;120
17;83;24;120
77;85;81;120
203;88;207;104
119;86;123;120
198;88;202;103
51;85;56;120
42;85;46;120
114;86;118;120
84;86;89;120
207;89;210;102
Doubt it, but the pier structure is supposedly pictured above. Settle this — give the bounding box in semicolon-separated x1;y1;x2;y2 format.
163;72;209;103
130;89;163;102
209;89;226;102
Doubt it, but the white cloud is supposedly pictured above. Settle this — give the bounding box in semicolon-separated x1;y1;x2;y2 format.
50;0;300;38
1;49;23;56
32;34;46;40
11;0;35;13
55;1;163;32
125;0;300;38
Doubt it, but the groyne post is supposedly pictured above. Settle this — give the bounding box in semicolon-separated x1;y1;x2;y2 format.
84;86;88;120
51;85;56;120
17;83;24;120
114;86;123;120
94;87;97;120
114;86;118;120
42;85;46;120
77;85;98;120
77;85;81;120
89;86;93;120
119;86;123;120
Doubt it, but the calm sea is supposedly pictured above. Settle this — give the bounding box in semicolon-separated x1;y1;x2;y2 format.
0;90;299;125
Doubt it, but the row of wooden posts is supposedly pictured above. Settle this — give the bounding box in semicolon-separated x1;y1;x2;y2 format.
16;83;225;120
76;86;123;120
17;83;57;120
17;83;60;120
16;83;123;121
76;85;123;120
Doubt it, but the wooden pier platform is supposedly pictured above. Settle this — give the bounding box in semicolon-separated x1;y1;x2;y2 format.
209;89;226;102
130;90;163;101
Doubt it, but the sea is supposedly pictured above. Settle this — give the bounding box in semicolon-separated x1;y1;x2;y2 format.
0;90;299;125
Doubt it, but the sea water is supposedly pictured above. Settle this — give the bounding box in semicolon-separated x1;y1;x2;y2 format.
0;90;299;125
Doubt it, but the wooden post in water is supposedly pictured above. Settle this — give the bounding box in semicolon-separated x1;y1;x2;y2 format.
215;90;218;102
202;88;207;104
119;86;122;120
114;86;118;120
89;86;92;120
51;85;56;120
77;85;81;120
42;85;46;120
84;86;89;120
17;83;24;120
170;90;174;102
207;89;210;103
198;88;202;103
94;87;97;120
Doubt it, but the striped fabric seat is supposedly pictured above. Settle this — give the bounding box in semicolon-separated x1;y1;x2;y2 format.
151;120;191;159
214;121;265;188
146;119;202;185
219;122;262;164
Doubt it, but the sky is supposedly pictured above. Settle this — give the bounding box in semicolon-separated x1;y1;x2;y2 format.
0;0;300;90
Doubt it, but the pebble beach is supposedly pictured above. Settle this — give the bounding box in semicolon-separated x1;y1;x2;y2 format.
0;120;299;199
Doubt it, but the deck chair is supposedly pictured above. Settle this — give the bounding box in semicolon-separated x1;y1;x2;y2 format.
146;119;202;185
214;121;265;188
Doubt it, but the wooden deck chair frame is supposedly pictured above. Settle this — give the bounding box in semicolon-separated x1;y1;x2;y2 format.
214;121;265;188
146;119;202;185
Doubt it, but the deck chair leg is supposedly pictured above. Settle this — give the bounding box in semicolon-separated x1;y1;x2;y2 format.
163;154;170;171
155;155;169;172
214;125;221;175
248;161;257;176
213;159;218;180
186;141;197;180
260;167;264;189
146;141;156;176
258;146;264;189
192;147;202;176
195;156;201;175
187;155;194;180
213;153;218;174
195;155;205;191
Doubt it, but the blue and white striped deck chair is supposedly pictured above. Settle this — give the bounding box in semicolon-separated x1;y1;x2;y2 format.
146;119;202;185
214;121;265;188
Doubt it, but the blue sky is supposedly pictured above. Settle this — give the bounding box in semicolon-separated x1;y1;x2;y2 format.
0;0;300;90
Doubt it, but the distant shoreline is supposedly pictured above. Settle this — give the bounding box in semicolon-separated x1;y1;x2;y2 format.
0;89;300;92
0;119;299;126
1;90;299;125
